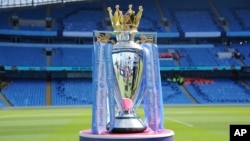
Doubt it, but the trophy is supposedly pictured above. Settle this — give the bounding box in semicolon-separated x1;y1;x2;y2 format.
106;4;147;133
79;3;174;141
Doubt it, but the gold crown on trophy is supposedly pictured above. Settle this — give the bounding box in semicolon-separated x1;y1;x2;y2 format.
107;4;143;32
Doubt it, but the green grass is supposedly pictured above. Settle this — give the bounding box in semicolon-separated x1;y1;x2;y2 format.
0;106;250;141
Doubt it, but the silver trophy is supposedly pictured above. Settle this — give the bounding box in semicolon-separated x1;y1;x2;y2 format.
106;4;147;133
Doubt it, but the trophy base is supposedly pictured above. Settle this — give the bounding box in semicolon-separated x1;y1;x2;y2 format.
79;128;174;141
106;114;147;133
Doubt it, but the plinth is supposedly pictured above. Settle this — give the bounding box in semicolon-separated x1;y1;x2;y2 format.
79;128;174;141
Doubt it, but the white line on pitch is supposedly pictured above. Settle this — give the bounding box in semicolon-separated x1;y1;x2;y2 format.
166;117;194;127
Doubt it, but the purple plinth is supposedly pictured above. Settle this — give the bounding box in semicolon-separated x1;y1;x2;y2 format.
79;128;174;141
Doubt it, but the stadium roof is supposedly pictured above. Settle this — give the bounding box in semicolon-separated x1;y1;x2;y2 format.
0;0;85;9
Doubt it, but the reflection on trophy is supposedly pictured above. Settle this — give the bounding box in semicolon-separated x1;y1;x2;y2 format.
107;4;147;133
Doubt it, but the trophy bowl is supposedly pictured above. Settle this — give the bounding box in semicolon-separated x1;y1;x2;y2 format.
106;31;147;133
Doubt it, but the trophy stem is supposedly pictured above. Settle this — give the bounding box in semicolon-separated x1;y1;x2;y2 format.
107;112;147;133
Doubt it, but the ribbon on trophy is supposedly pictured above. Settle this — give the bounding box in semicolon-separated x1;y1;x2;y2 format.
92;42;109;134
105;43;116;132
142;43;165;132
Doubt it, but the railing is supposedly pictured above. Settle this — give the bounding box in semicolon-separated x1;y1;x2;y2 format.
0;0;84;9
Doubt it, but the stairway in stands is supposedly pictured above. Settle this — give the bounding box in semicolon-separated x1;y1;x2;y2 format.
0;92;12;107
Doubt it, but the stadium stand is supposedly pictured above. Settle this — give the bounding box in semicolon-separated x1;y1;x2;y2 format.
161;80;193;104
0;46;46;66
158;0;221;37
206;45;239;66
1;79;46;106
62;2;106;31
0;0;250;106
212;0;248;31
52;78;92;105
52;47;92;67
212;0;250;37
231;43;250;65
184;78;250;103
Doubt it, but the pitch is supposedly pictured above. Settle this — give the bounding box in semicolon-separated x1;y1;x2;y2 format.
0;105;249;141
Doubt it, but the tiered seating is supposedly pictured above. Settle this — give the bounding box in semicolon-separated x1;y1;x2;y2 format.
0;10;13;29
184;78;250;103
207;45;239;66
64;10;105;31
176;48;218;66
172;46;238;67
184;84;212;103
52;78;92;105
231;43;250;65
63;1;106;31
0;6;57;31
158;0;183;32
0;1;105;33
234;9;250;30
174;10;219;32
158;48;176;66
0;0;249;36
0;0;250;107
13;6;50;31
159;59;176;67
212;0;249;31
1;79;46;106
52;48;92;67
161;81;193;104
199;79;250;103
186;48;218;66
176;48;193;66
159;0;219;33
0;47;46;66
1;77;250;106
45;1;107;32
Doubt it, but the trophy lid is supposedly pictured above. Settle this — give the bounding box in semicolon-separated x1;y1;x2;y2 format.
107;4;143;32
